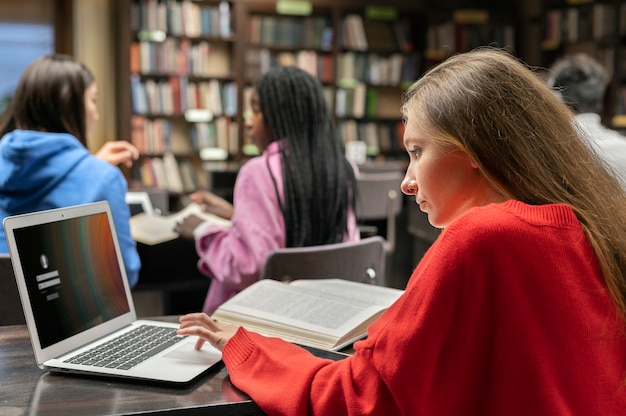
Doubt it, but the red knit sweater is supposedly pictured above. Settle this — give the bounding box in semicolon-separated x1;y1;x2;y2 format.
222;200;626;415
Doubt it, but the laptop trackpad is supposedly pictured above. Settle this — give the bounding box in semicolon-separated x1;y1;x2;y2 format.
164;342;222;364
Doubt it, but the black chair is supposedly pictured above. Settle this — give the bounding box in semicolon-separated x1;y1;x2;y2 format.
260;236;387;287
0;254;26;325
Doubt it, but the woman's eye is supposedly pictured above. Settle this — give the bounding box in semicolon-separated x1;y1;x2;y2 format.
410;147;422;158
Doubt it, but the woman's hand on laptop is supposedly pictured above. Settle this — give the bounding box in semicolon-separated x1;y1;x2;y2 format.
177;313;239;351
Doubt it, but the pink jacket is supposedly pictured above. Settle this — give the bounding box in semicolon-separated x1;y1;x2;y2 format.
195;141;359;313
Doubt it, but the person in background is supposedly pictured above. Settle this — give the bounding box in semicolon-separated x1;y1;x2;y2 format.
177;48;626;415
175;66;359;314
547;53;626;187
0;54;141;287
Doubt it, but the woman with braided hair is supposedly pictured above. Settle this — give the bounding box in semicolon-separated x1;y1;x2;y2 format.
176;66;359;314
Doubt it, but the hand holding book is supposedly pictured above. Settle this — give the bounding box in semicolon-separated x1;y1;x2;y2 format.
188;190;234;220
129;202;232;245
174;213;206;239
178;279;404;352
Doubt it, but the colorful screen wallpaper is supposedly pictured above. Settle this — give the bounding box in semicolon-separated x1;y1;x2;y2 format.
14;212;130;348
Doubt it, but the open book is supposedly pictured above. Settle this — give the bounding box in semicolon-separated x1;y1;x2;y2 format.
212;279;404;351
129;202;231;245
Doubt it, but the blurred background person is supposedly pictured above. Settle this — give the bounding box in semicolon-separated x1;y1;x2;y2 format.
547;53;626;187
0;54;140;287
176;66;360;313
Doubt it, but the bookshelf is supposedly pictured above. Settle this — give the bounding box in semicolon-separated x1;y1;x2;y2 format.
241;1;336;156
116;0;241;195
334;7;422;159
540;0;626;130
423;8;516;66
116;0;520;194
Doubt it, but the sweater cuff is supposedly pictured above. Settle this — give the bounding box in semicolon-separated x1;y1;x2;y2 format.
222;327;256;368
192;220;212;239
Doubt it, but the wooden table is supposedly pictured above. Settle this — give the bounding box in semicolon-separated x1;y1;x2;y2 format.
0;324;264;416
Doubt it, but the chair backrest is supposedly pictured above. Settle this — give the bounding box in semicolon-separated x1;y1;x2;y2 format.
260;236;387;286
355;171;404;253
0;254;26;326
356;171;404;220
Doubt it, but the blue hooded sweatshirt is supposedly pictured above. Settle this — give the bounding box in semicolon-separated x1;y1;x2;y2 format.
0;130;140;287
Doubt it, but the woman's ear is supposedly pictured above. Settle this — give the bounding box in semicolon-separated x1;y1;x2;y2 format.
464;149;480;169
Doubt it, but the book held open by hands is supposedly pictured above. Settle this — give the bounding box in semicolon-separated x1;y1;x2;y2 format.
211;278;405;351
129;202;231;245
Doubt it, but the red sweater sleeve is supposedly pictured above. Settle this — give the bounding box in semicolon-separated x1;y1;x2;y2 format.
221;201;626;416
223;328;398;415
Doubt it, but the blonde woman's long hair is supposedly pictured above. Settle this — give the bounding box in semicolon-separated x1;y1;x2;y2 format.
402;47;626;320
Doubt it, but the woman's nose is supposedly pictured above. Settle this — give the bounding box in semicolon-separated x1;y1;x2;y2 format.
243;110;252;128
401;177;417;195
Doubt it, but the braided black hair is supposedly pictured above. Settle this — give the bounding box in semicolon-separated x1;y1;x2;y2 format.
255;66;356;247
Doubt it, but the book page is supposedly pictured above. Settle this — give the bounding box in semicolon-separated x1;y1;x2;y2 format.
289;279;403;308
130;202;231;245
212;279;404;350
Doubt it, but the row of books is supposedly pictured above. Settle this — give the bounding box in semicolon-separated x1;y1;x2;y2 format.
543;3;626;48
426;21;515;56
130;75;237;116
336;51;420;87
335;84;370;119
130;116;171;154
130;39;231;77
130;115;239;155
340;14;414;53
189;117;239;154
336;119;405;154
129;108;404;162
243;49;334;84
248;15;332;51
131;0;232;38
133;122;406;192
135;154;200;193
242;48;419;89
335;85;402;120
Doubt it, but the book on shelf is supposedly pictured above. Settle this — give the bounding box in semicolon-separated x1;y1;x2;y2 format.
162;152;184;193
178;159;199;192
342;14;368;51
352;82;367;119
211;278;404;351
130;202;232;245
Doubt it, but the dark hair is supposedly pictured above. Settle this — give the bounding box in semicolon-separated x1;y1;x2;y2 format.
547;53;607;114
0;54;94;145
255;66;356;247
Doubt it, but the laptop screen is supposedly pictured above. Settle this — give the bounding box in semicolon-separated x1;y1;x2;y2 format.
12;211;130;348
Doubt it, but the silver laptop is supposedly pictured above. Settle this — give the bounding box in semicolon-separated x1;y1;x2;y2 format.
125;191;157;216
3;201;221;384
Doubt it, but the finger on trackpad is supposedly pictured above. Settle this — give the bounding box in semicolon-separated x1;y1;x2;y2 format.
164;342;222;364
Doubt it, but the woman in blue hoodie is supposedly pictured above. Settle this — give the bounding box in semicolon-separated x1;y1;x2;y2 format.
0;54;140;287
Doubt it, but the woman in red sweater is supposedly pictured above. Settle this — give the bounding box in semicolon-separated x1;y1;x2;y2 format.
177;48;626;415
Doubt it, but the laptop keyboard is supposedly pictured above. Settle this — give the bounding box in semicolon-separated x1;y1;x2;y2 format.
64;324;186;370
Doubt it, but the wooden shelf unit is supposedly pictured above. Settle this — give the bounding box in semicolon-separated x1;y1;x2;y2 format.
116;0;519;191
